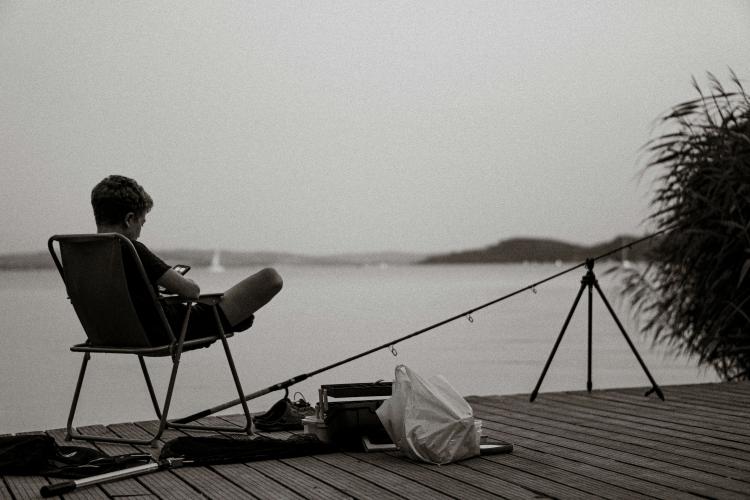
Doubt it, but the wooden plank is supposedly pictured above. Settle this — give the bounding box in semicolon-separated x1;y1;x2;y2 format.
74;424;157;498
210;463;306;500
477;416;750;499
471;395;750;472
316;453;454;500
156;420;310;500
217;413;257;427
617;382;750;406
106;422;162;451
133;420;347;500
6;382;750;500
668;381;750;399
133;420;189;445
106;423;206;500
75;424;145;456
0;478;13;500
446;433;657;500
680;383;750;404
246;459;353;500
480;428;703;500
280;455;402;499
443;451;598;500
590;390;750;430
4;429;110;500
121;421;283;499
527;393;750;451
133;468;206;500
587;390;749;425
346;450;532;500
135;419;336;500
45;428;92;448
547;391;750;440
711;381;750;395
0;478;14;500
471;406;749;499
473;398;750;487
3;474;50;500
196;415;252;432
562;393;750;450
620;385;750;416
661;386;750;409
455;455;603;500
2;432;51;500
478;416;731;500
41;428;110;500
171;465;258;498
157;408;580;498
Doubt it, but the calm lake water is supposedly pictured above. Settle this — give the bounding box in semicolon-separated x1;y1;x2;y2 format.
1;263;717;434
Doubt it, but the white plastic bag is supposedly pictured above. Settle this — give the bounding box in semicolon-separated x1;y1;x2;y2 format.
376;365;481;464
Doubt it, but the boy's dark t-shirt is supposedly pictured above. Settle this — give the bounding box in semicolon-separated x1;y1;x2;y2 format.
122;240;232;344
131;240;171;285
121;240;172;344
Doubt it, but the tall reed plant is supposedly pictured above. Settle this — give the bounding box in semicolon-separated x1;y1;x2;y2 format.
620;71;750;381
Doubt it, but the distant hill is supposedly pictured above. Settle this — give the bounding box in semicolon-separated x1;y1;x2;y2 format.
0;248;426;270
0;235;655;270
420;235;654;264
0;251;52;269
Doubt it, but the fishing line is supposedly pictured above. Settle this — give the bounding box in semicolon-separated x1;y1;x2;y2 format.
173;228;670;424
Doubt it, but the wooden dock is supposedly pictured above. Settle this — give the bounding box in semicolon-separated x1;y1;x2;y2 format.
3;381;749;499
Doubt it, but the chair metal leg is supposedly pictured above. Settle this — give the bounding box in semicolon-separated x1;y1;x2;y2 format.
217;330;253;433
65;352;180;446
166;341;253;434
216;306;253;433
150;356;182;445
65;352;91;441
167;306;253;435
139;355;163;420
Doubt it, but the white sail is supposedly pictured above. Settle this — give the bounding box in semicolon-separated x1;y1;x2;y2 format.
209;249;225;273
621;238;633;269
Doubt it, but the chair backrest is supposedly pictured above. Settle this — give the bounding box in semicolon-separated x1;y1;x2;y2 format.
48;233;173;348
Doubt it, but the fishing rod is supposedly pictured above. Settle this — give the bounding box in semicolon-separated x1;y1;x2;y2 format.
174;229;668;425
41;460;175;498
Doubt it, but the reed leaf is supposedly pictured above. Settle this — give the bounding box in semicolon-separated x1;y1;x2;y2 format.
618;71;750;381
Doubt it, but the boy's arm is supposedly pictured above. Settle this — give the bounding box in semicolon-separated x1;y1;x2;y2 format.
157;269;200;299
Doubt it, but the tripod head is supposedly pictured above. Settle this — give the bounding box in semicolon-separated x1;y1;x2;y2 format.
582;258;597;286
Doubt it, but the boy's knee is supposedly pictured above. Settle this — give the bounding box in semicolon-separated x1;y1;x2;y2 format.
261;267;283;293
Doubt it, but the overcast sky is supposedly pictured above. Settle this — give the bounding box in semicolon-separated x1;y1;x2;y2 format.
1;1;748;255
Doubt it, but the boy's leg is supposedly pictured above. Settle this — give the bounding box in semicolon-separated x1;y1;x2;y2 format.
219;268;283;327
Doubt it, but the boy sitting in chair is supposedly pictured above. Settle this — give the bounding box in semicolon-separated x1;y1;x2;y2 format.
91;174;282;343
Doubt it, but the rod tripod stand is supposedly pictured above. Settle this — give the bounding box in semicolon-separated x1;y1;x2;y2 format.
530;259;664;402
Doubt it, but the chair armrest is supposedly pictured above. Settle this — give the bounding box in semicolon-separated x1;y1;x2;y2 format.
196;293;224;305
159;293;224;306
158;294;188;304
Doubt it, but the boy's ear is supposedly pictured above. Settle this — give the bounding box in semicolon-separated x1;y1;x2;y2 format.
124;212;136;227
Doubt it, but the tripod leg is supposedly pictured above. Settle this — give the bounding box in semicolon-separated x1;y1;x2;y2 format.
593;282;665;400
587;282;593;393
530;282;587;402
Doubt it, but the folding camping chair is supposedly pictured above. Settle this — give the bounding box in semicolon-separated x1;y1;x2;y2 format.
48;233;253;446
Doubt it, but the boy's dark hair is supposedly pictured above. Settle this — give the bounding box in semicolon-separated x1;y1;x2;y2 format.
91;175;153;225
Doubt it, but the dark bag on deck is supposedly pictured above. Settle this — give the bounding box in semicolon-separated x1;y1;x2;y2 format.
0;435;150;478
159;434;335;465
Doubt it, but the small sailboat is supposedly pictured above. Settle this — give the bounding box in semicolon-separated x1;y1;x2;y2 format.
621;237;633;269
209;249;225;273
